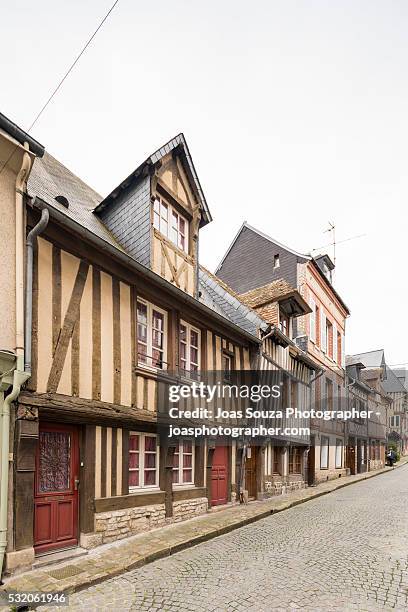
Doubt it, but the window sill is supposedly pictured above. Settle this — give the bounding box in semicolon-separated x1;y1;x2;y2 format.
129;487;161;495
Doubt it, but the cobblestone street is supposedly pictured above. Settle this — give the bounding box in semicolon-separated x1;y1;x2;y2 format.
42;466;408;611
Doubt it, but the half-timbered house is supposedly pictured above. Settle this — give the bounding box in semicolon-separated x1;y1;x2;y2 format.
5;132;265;574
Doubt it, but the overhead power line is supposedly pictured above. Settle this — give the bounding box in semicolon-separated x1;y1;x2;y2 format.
0;0;120;176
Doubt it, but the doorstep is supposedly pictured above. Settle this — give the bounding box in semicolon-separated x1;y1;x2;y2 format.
32;547;88;570
1;458;408;604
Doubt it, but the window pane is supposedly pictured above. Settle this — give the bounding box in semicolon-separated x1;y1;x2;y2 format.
160;202;168;218
144;436;156;452
180;325;187;341
137;323;147;343
190;347;198;364
129;471;139;487
183;453;192;468
154;199;160;214
129;435;139;451
129;453;139;469
144;470;156;486
190;330;198;347
183;441;192;453
152;348;163;368
138;342;147;363
153;310;164;331
172;469;179;484
179;217;185;234
153;212;160;230
183;469;192;483
179;234;185;251
144;454;156;469
170;226;178;245
137;302;147;324
152;330;162;350
180;342;186;360
161;219;168;236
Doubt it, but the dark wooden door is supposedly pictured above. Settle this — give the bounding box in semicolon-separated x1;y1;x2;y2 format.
307;439;316;486
211;446;229;506
245;446;258;499
34;423;79;554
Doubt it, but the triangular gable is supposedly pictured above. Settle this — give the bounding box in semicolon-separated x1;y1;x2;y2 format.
94;133;211;227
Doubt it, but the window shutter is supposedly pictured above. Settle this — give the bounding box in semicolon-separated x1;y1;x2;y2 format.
321;312;326;352
310;299;316;342
333;322;337;363
341;333;346;368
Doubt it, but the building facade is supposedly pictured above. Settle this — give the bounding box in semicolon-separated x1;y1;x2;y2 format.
2;122;267;575
216;223;350;484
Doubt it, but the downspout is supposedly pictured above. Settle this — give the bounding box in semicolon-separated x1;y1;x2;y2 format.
25;200;49;372
0;189;48;578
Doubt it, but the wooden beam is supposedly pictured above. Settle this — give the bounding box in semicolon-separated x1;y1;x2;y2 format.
18;392;157;426
47;261;89;393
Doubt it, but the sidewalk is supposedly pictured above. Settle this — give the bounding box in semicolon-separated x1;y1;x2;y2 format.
2;459;408;602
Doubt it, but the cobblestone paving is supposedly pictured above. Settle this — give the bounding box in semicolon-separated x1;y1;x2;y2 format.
42;467;408;611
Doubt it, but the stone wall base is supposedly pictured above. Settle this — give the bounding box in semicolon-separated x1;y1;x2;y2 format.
369;460;384;471
83;497;208;548
5;547;35;575
314;468;347;484
263;477;306;498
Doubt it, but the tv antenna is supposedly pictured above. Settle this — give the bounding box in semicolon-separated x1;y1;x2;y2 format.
311;224;366;265
324;222;336;264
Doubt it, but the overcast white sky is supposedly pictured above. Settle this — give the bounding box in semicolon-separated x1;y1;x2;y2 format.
2;0;407;365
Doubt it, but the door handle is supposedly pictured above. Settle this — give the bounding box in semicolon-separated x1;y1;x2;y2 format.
74;478;80;491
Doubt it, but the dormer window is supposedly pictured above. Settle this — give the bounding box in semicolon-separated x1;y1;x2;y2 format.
153;196;188;253
279;309;290;337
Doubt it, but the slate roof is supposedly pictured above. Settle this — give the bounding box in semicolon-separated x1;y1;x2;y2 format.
346;350;386;369
199;267;267;337
383;367;408;394
27;149;261;341
28;152;125;252
392;369;408;392
215;222;310;272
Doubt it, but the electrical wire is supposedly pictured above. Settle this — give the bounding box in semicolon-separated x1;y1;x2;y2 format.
0;0;120;176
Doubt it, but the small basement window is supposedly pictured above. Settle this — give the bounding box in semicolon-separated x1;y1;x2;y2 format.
55;195;69;208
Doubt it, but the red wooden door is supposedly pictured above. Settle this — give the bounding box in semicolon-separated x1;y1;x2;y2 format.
211;446;229;506
34;423;79;554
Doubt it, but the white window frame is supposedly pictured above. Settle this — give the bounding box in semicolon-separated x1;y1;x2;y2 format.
179;320;201;373
137;298;167;370
320;436;329;469
129;433;160;491
333;322;337;363
335;439;343;468
309;298;316;343
321;312;327;353
153;195;189;253
390;415;400;428
173;440;195;486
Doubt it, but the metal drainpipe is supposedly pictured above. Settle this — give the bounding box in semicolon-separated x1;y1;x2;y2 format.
0;200;49;580
25;201;49;372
